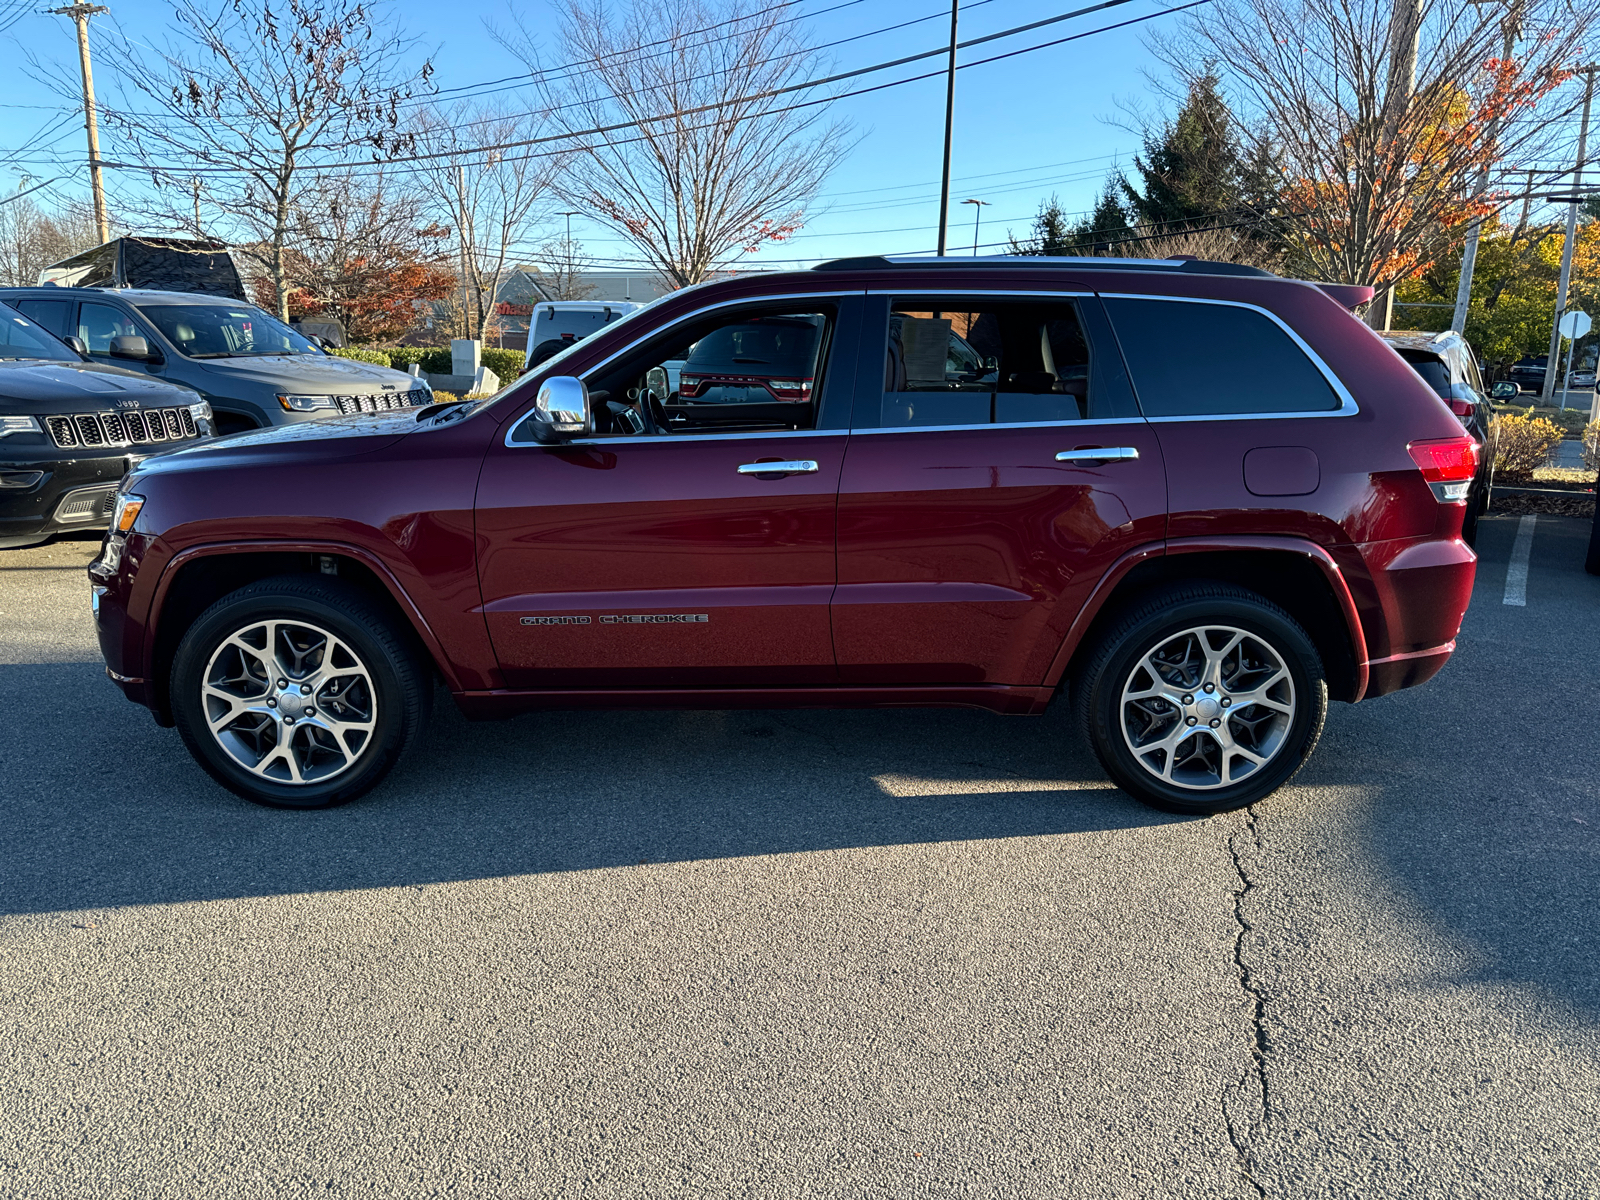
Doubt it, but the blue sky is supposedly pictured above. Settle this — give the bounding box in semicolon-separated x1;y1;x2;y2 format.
0;0;1187;269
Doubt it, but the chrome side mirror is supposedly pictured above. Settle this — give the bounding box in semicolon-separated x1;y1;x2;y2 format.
531;375;593;440
645;365;670;402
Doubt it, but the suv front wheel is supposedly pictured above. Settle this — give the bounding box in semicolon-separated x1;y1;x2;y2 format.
1073;585;1328;814
170;576;432;809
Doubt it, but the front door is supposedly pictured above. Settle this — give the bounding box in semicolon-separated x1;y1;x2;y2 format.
476;296;861;689
832;292;1167;686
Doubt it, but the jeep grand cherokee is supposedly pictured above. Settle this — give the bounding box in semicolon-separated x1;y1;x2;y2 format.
88;255;1479;814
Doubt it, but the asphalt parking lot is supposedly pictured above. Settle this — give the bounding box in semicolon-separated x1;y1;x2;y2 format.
2;516;1597;1199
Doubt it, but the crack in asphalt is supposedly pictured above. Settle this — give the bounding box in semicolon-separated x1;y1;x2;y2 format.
1223;805;1271;1198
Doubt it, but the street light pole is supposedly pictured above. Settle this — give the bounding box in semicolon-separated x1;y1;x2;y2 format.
51;4;111;245
558;210;579;300
935;0;959;256
1541;66;1597;405
961;198;990;256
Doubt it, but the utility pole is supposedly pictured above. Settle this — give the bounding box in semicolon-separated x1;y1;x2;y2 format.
455;164;473;339
1372;0;1424;330
1452;0;1524;333
1541;66;1596;405
961;198;990;256
935;0;959;256
52;4;110;245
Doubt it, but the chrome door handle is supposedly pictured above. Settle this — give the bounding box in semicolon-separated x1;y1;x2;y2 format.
1055;447;1140;464
737;460;819;475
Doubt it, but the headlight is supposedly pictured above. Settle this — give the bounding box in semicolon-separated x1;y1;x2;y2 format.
110;492;145;534
0;415;41;439
277;394;337;411
188;400;213;421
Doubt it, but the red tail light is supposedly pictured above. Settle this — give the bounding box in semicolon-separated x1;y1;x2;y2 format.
766;378;812;401
1408;436;1479;503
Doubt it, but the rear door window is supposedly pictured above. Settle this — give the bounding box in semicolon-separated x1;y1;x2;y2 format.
13;299;71;339
875;296;1136;427
1101;297;1343;417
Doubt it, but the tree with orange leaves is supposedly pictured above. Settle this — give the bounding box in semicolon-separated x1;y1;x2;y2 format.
1152;0;1595;316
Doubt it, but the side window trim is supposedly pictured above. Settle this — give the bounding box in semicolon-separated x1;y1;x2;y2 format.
854;289;1138;431
1099;292;1360;421
503;290;862;449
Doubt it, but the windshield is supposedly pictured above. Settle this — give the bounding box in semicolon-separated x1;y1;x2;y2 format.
136;302;318;358
0;301;80;362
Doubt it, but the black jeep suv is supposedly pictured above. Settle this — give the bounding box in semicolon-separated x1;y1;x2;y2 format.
0;299;212;549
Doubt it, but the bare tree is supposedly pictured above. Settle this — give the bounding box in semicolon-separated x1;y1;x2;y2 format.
411;103;563;341
270;171;455;343
0;186;101;286
1153;0;1594;307
537;237;597;300
504;0;850;287
90;0;432;319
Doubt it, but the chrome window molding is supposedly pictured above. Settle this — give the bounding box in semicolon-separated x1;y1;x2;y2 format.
1099;292;1360;420
504;290;858;449
852;416;1148;436
557;428;851;448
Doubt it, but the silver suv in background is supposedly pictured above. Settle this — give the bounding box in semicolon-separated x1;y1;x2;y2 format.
1380;329;1495;544
0;286;431;434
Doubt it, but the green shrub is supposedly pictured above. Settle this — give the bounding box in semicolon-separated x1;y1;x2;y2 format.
331;347;390;366
481;348;524;381
419;347;454;375
386;346;427;372
1493;411;1566;483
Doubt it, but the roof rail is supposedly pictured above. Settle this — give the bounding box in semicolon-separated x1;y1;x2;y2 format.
811;254;1277;278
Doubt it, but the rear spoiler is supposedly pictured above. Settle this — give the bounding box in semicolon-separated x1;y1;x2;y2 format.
1318;282;1375;311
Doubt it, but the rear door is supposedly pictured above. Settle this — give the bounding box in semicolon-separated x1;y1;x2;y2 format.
832;291;1167;686
476;294;863;689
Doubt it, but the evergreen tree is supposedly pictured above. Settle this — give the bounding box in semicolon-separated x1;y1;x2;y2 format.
1122;73;1247;233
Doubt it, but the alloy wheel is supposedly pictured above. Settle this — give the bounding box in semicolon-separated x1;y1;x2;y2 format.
200;618;378;786
1118;624;1296;791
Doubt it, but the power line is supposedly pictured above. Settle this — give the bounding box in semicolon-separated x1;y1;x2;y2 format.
98;0;1194;176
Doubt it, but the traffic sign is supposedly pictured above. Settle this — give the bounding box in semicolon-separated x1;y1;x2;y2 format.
1558;309;1591;338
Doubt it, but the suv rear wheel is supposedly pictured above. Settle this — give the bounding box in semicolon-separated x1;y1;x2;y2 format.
170;576;431;809
1073;585;1327;814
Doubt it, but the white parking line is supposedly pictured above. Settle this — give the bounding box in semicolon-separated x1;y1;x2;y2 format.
1503;514;1538;606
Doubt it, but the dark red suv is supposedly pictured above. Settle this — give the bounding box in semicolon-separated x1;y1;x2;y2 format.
88;256;1479;814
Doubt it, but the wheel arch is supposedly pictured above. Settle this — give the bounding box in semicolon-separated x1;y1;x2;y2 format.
1047;537;1370;703
144;542;456;724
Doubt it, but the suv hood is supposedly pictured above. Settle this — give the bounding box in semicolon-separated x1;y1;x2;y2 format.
0;359;200;413
131;408;419;475
190;353;419;393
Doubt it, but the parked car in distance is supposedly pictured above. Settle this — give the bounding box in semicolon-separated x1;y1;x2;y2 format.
0;286;432;433
1;299;211;549
1508;355;1549;391
1379;329;1494;544
523;300;641;370
92;254;1479;817
1568;367;1595;388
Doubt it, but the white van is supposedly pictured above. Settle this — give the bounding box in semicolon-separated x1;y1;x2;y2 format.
523;301;641;370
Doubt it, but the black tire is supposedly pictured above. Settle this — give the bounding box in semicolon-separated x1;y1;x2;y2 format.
1071;585;1328;815
170;575;432;809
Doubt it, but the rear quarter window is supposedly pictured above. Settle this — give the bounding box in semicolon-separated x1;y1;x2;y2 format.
1102;297;1343;417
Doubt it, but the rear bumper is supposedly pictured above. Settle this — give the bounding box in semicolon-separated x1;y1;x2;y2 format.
1352;534;1476;699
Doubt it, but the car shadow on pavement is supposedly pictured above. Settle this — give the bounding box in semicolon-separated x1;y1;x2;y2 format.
1;662;1177;917
1348;514;1600;1015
